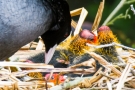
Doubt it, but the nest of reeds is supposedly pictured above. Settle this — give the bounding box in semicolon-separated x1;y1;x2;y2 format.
1;0;135;90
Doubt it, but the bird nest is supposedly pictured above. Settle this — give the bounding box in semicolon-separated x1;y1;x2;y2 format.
1;0;135;90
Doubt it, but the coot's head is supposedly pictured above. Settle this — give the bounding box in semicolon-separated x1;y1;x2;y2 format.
41;0;71;51
41;0;71;64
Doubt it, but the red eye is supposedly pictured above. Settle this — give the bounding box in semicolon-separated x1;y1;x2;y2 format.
64;33;68;37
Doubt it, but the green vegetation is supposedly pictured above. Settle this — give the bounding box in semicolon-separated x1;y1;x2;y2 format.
68;0;135;48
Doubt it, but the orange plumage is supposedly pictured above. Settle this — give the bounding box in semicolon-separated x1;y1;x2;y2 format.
45;73;65;85
97;26;119;62
68;29;97;55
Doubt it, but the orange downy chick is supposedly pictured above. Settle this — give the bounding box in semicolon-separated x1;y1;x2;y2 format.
68;29;97;55
45;73;65;85
97;26;119;62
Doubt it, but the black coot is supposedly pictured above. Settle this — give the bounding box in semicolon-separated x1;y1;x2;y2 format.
0;0;71;62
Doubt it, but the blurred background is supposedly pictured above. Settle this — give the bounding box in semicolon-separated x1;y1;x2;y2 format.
67;0;135;48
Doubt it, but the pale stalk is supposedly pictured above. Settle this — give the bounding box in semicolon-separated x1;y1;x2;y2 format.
103;0;127;25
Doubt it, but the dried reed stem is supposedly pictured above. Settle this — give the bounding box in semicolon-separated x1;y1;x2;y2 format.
92;0;104;31
79;72;103;88
84;51;122;77
116;63;132;90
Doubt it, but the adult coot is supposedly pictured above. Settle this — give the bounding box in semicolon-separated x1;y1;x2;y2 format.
0;0;71;63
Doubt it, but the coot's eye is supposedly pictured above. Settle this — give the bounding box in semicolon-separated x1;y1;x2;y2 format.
64;33;68;37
